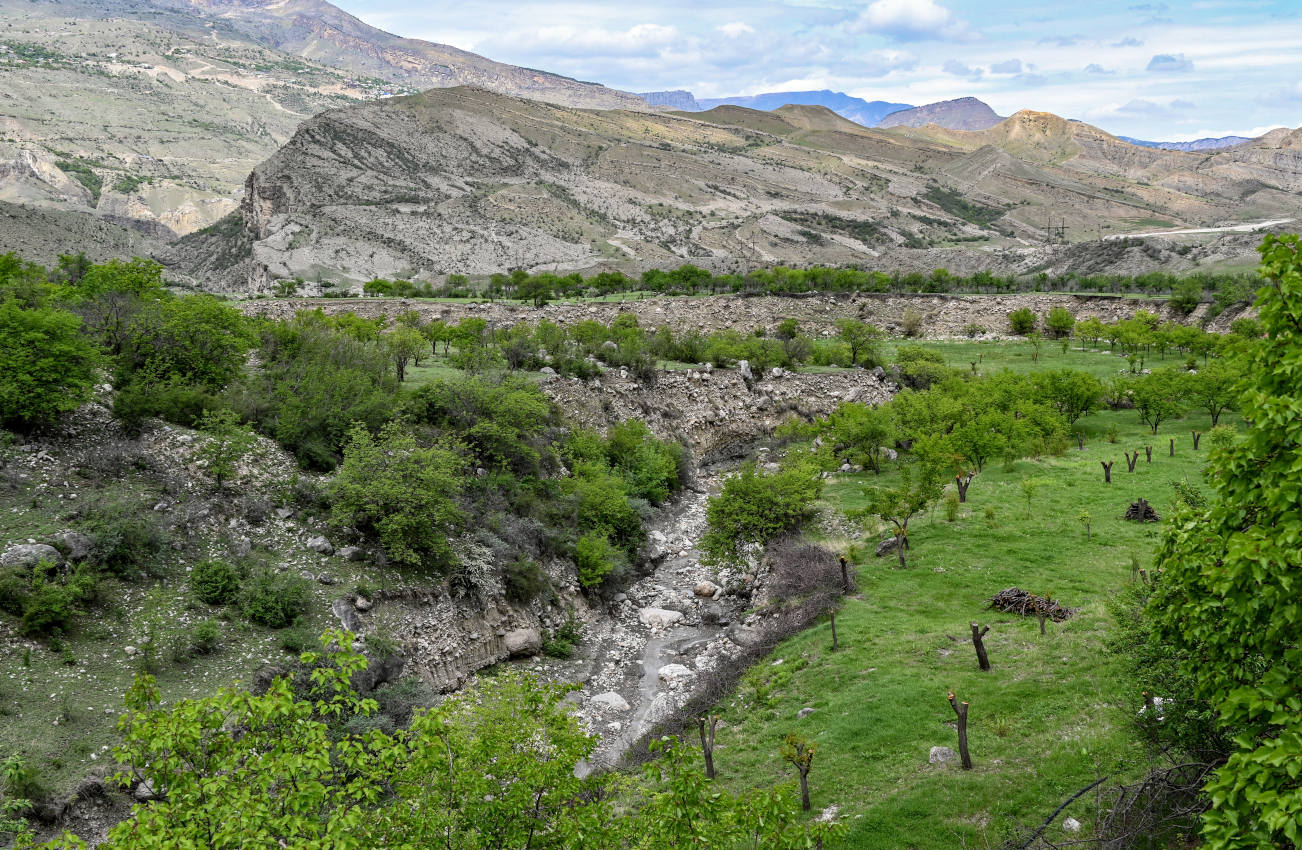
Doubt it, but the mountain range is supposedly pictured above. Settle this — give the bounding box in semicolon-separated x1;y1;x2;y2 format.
641;89;913;128
1118;135;1252;151
164;87;1302;292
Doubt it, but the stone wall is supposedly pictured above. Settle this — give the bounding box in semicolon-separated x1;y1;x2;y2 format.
238;291;1254;337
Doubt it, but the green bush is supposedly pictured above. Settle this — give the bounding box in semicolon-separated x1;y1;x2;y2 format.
188;619;221;655
1045;306;1076;338
0;568;29;615
503;556;548;603
574;530;623;590
240;570;309;629
0;302;99;430
701;462;823;567
542;613;584;658
1008;307;1037;335
117;295;253;390
277;620;316;653
112;379;221;434
191;559;241;606
84;500;167;579
19;569;97;638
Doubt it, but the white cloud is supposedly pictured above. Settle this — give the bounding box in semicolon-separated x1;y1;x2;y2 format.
990;58;1023;74
1147;53;1194;72
507;23;680;57
718;22;755;38
1084;63;1114;74
850;0;971;41
943;58;975;76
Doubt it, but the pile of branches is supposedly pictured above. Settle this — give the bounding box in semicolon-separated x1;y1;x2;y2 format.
1122;499;1160;523
987;587;1076;622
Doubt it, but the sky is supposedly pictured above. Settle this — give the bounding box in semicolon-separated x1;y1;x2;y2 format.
332;0;1302;140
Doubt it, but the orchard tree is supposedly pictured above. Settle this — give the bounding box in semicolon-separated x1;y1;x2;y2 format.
835;318;882;367
1035;368;1104;425
385;326;426;382
857;465;942;568
1147;234;1302;847
1183;358;1242;426
196;408;256;489
1128;367;1184;434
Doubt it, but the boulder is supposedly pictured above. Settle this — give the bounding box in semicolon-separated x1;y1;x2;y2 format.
1063;817;1082;833
50;531;93;562
638;607;684;628
133;780;160;802
700;603;729;626
928;746;958;765
338;545;366;562
353;596;373;612
331;598;361;632
726;622;762;647
797;707;816;719
658;663;695;684
875;536;901;557
738;359;753;381
505;627;543;658
1;543;62;569
693;580;720;598
230;536;253;558
305;536;333;555
591;691;631;712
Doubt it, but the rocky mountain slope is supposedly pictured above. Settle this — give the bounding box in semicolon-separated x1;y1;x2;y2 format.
0;0;643;245
167;86;1302;292
876;96;1003;131
1119;135;1252;152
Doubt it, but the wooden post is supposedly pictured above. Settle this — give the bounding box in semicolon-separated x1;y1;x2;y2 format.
1192;430;1202;450
947;692;973;770
829;607;839;651
838;555;850;593
698;715;719;779
1101;460;1113;483
970;622;991;671
1037;610;1048;635
1169;438;1174;457
1144;445;1152;462
1076;431;1085;450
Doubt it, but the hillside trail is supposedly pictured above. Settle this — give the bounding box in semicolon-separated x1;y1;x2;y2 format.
1104;217;1293;240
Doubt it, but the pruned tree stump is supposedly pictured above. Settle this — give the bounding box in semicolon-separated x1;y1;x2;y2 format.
1123;498;1160;522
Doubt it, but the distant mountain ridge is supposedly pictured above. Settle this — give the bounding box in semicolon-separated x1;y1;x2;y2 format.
1118;135;1252;151
641;89;913;128
877;97;1004;131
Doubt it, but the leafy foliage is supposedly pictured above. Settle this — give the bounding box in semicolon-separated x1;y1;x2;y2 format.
0;302;98;430
1145;234;1302;847
702;462;822;567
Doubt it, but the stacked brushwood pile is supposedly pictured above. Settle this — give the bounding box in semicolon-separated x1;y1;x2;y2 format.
1123;498;1160;522
987;587;1076;622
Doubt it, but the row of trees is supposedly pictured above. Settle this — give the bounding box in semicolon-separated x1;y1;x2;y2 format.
344;261;1257;310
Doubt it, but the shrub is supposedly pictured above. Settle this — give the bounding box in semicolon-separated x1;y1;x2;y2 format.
84;499;167;579
503;556;548;603
542;613;584;658
962;323;986;338
574;530;624;590
900;308;924;338
112;379;221;434
1168;279;1202;315
0;568;29;615
1229;317;1263;339
944;492;960;522
1045;306;1075;338
329;423;466;573
702;462;823;567
0;302;99;430
19;569;97;638
277;620;316;653
1008;307;1037;335
188;619;221;655
240;570;309;629
191;559;241;606
117;295;253;390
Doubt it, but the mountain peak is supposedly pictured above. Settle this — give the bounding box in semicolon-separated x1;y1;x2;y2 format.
877;97;1003;131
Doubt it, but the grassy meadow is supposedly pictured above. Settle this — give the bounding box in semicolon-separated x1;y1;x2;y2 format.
707;343;1221;849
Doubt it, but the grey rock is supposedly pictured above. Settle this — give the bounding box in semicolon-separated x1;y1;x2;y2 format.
693;580;720;598
726;623;762;647
331;598;361;632
700;603;729;626
1063;817;1082;833
872;365;886;379
797;707;816;719
875;536;902;557
928;746;958;765
591;691;631;712
504;627;543;657
638;607;684;628
738;359;752;381
353;596;373;612
316;574;336;585
338;545;365;562
133;780;160;801
1;543;62;569
230;536;253;558
305;535;333;555
658;663;695;683
275;507;293;520
50;531;93;562
539;366;557;375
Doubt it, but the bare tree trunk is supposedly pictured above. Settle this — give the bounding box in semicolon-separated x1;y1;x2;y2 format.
948;692;973;770
1125;451;1139;472
1037;611;1047;635
839;556;850;593
970;622;991;671
1192;430;1201;449
1144;445;1152;462
1101;461;1113;483
798;772;811;811
897;531;908;568
830;608;839;651
1076;431;1085;450
697;715;718;779
955;473;973;502
1170;438;1174;457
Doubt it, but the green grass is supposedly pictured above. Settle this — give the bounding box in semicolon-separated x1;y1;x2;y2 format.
881;339;1182;381
709;407;1220;848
